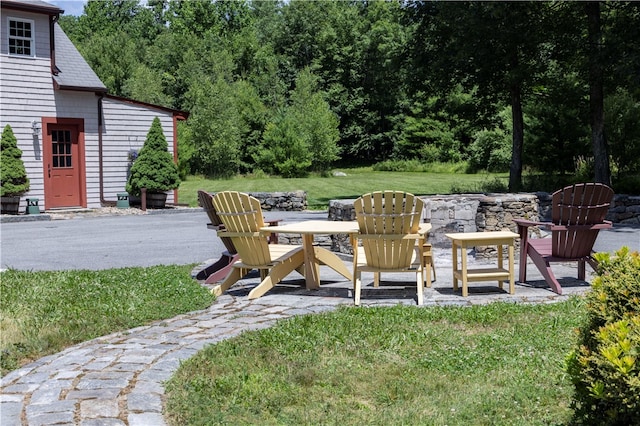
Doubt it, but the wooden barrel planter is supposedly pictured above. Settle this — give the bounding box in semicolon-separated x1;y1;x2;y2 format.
0;196;21;215
145;192;168;209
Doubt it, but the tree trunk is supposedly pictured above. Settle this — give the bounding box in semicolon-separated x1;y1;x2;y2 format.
586;2;611;185
509;84;524;192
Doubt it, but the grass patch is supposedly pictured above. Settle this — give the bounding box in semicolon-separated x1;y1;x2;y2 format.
165;299;585;425
0;266;214;375
179;166;508;209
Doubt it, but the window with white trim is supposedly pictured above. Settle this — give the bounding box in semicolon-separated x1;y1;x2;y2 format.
8;18;34;57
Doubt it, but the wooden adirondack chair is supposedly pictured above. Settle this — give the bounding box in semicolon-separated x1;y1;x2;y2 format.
353;191;430;305
196;190;240;283
196;190;281;284
514;183;614;294
211;191;304;299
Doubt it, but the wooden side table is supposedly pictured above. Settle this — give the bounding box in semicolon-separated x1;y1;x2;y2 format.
445;231;519;296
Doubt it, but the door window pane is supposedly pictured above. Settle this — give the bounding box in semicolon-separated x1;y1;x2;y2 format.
51;130;72;169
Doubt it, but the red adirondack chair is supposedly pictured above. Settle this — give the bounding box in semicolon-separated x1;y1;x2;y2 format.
514;183;614;294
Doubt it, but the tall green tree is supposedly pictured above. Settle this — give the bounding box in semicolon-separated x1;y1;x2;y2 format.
585;2;611;185
186;74;245;178
411;1;550;191
255;69;339;177
289;69;340;172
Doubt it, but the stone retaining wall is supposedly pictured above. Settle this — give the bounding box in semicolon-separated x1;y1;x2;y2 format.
327;193;640;257
247;191;307;211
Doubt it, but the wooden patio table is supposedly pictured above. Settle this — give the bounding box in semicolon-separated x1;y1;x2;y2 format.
259;220;359;290
445;231;519;297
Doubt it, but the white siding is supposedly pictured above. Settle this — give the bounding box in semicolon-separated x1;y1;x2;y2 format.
0;56;56;211
101;98;177;205
1;10;55;210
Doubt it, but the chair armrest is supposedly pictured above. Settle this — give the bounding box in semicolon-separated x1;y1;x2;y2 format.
513;218;550;229
418;223;432;235
265;219;282;226
217;231;262;238
549;221;613;232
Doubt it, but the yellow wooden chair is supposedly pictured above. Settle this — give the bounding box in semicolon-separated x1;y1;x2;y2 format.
211;191;304;299
353;191;430;305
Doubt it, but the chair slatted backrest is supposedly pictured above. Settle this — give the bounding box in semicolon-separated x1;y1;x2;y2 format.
198;190;236;254
354;191;424;269
212;191;272;267
550;183;614;259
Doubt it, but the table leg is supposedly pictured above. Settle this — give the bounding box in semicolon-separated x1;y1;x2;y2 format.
508;242;515;294
497;244;504;290
301;234;320;290
452;242;458;292
314;247;352;281
461;243;468;297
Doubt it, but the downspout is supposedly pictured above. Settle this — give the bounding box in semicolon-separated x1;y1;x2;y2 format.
98;94;107;205
50;14;59;75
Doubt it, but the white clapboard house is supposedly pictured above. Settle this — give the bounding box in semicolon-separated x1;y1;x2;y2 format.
0;0;187;211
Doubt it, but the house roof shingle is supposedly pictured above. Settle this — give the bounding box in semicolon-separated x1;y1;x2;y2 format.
53;24;107;93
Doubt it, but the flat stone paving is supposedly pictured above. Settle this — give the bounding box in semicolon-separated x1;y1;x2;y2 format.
0;247;595;426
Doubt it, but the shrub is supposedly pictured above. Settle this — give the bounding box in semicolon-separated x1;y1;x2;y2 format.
126;117;180;196
467;128;511;173
566;247;640;425
0;124;29;196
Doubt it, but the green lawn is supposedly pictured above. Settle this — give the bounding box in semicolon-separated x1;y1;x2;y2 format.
0;266;214;376
178;168;508;209
165;300;585;425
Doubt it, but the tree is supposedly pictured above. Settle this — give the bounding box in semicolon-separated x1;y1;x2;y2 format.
185;73;245;178
0;124;29;197
605;88;640;177
126;117;180;195
256;115;312;177
411;1;550;191
289;69;340;173
254;68;339;177
585;2;611;185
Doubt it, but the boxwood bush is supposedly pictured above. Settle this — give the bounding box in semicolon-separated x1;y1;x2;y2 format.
0;124;29;197
566;247;640;425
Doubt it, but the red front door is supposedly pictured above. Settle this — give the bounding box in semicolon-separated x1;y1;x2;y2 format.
43;119;86;209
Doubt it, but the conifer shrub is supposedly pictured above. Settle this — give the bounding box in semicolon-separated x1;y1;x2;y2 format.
0;124;30;197
566;247;640;425
126;117;180;196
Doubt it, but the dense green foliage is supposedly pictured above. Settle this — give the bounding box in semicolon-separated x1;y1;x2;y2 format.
166;300;586;424
126;117;180;195
566;248;640;424
59;1;640;190
0;266;214;376
0;124;29;197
